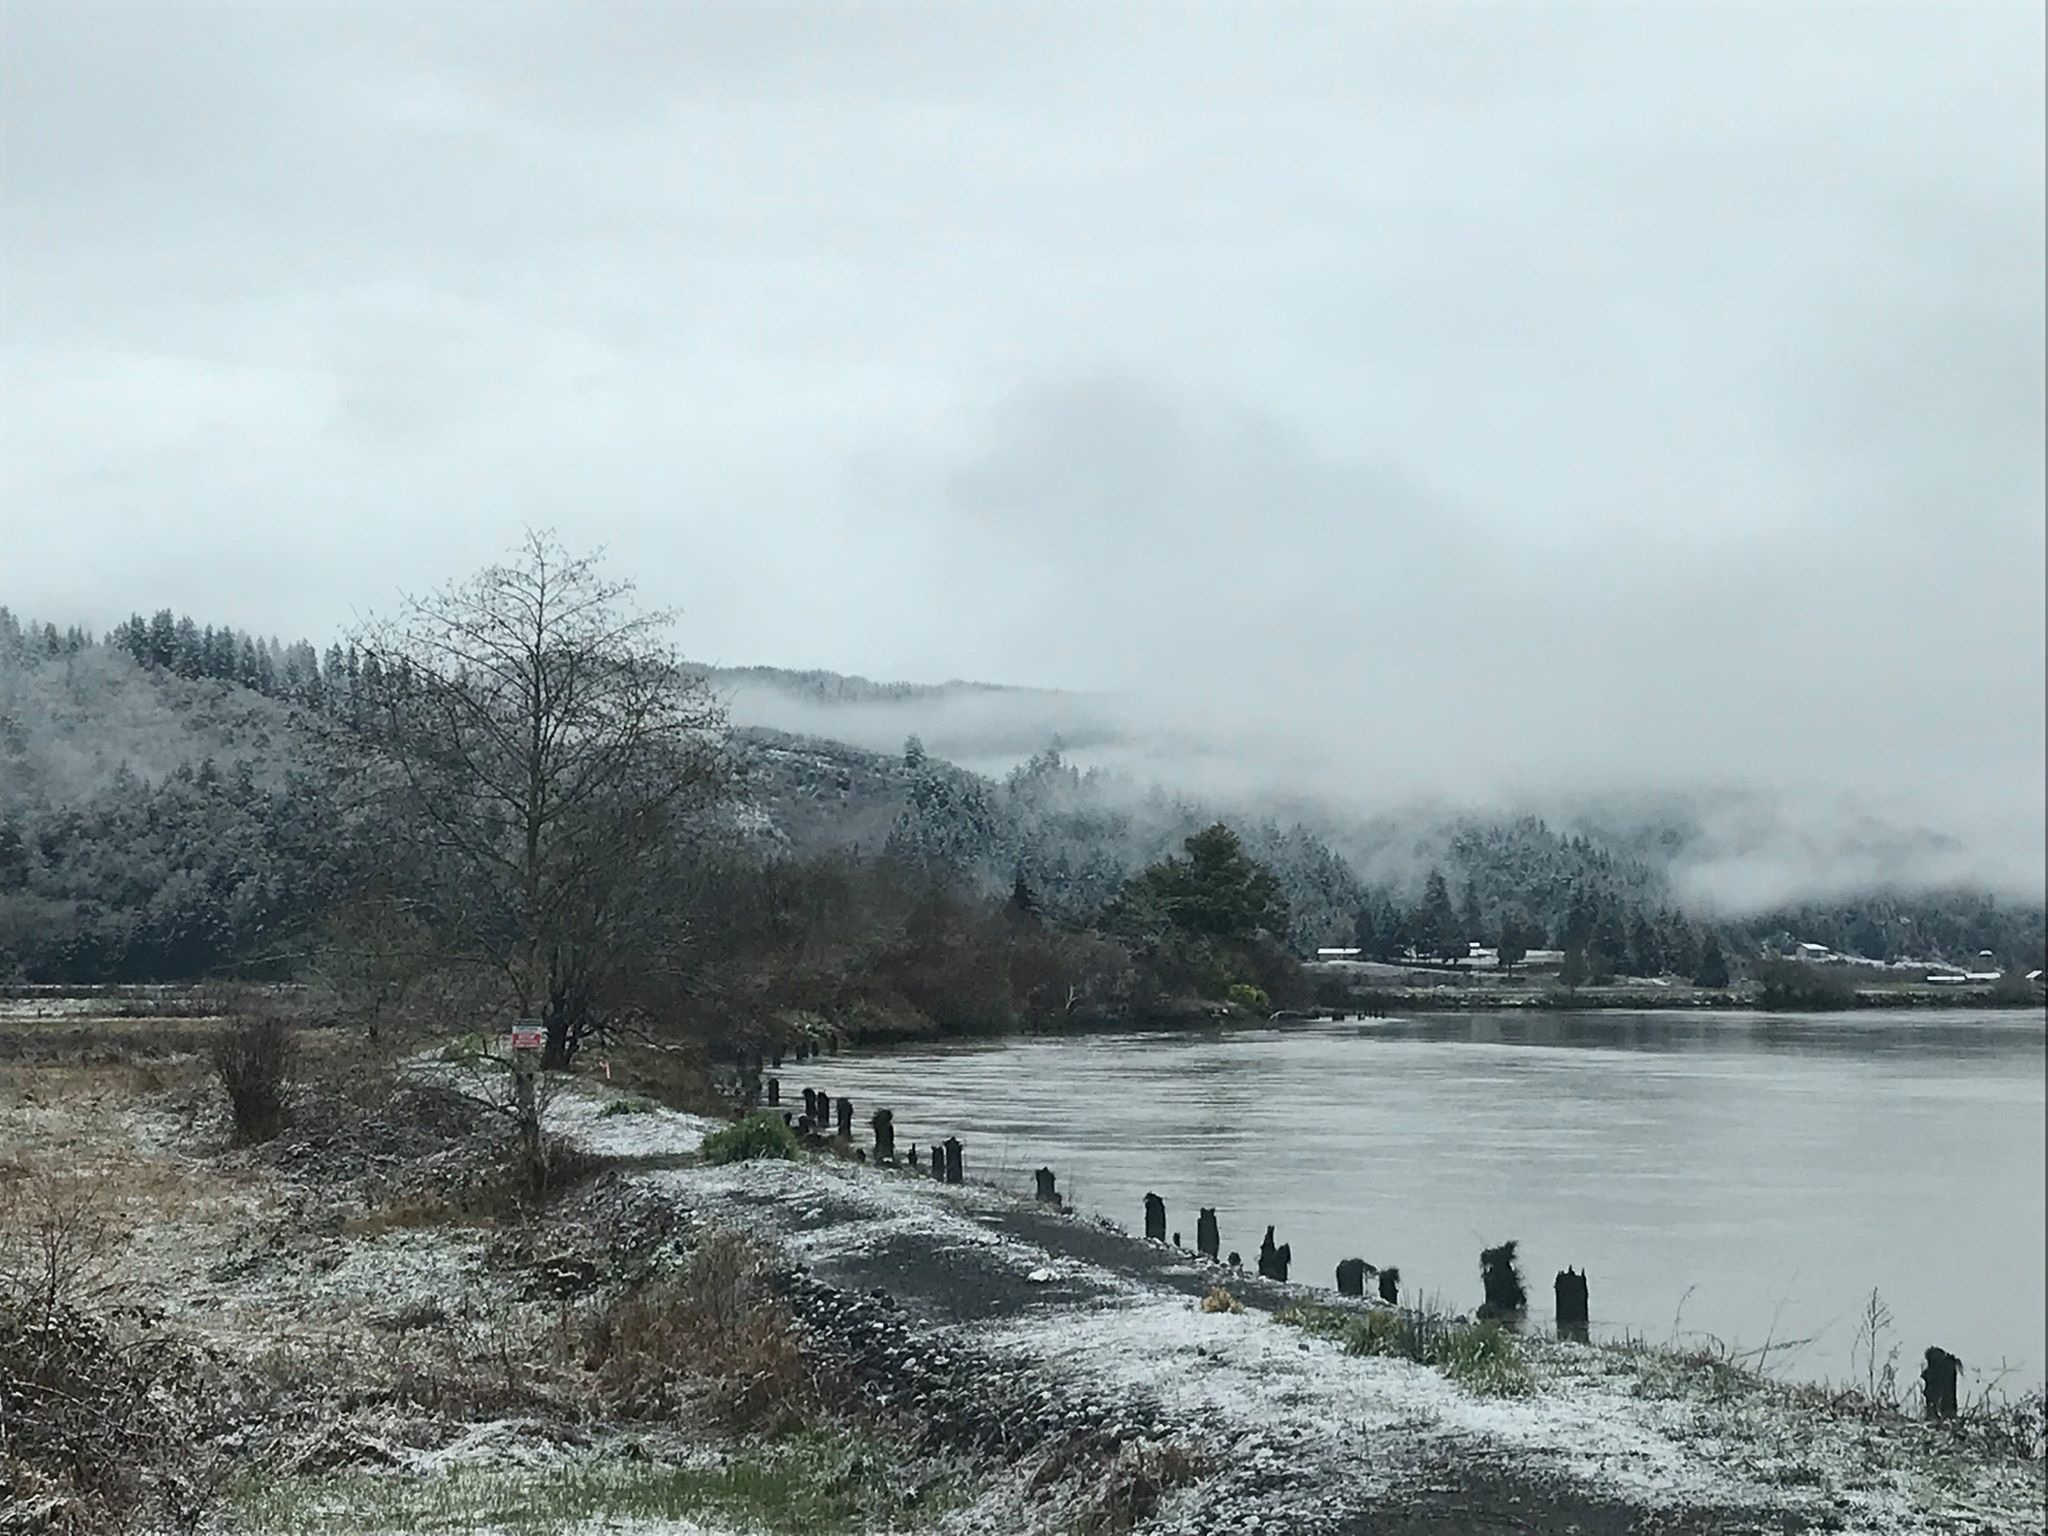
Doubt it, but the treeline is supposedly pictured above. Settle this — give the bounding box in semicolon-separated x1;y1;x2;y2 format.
1344;868;1734;984
2;596;2042;1001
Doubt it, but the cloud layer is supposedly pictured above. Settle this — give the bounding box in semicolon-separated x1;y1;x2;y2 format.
3;4;2041;894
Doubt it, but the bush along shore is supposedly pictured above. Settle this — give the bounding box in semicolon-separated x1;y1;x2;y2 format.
8;1005;2042;1536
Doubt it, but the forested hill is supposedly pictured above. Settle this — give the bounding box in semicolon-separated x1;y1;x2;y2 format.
2;606;2042;984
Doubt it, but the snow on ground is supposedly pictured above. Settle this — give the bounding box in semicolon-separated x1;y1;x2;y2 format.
544;1090;721;1159
970;1291;2045;1535
636;1153;1140;1298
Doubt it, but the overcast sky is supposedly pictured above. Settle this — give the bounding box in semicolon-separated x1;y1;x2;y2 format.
2;4;2043;885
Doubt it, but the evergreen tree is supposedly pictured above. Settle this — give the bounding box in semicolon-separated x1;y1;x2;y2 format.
1008;870;1041;921
1694;936;1731;989
1592;907;1630;976
1496;911;1532;972
1413;868;1458;962
1459;881;1485;948
1352;902;1378;957
1629;914;1666;978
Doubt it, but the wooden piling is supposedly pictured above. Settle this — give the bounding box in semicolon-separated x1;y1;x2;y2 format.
1197;1207;1220;1262
1257;1226;1291;1282
1554;1266;1590;1339
1921;1347;1961;1420
1479;1241;1527;1318
1143;1192;1167;1242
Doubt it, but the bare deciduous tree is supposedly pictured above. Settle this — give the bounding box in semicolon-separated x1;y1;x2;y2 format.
352;531;727;1067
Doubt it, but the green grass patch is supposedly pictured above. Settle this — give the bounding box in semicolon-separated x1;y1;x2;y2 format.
700;1111;803;1166
1278;1303;1532;1397
227;1431;958;1535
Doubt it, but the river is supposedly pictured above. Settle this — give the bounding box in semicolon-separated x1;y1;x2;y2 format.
792;1008;2046;1394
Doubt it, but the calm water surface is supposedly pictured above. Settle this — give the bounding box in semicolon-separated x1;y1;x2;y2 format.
797;1009;2046;1391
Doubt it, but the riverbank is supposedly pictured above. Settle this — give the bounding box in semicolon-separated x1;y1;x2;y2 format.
5;1016;2040;1535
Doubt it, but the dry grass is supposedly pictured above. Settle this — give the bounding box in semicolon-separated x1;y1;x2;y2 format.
340;1192;489;1238
1199;1286;1243;1314
1034;1436;1204;1536
580;1225;818;1432
211;1016;296;1145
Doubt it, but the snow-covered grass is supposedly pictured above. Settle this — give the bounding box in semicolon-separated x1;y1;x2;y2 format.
228;1429;958;1535
972;1291;2046;1533
544;1088;720;1160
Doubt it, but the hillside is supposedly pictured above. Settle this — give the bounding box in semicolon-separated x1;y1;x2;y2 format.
2;610;2041;985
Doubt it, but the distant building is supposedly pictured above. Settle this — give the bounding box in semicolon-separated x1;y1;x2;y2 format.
1794;941;1831;962
1315;947;1363;961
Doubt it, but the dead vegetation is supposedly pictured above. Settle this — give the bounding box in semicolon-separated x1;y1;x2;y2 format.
579;1225;823;1432
0;1167;235;1534
210;1015;296;1145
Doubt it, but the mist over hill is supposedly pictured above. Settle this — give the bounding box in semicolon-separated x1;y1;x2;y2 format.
709;661;2043;914
3;608;2041;984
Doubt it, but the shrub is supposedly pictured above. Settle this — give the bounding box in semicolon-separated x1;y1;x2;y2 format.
582;1227;813;1431
1225;983;1270;1013
210;1017;295;1145
1278;1301;1532;1396
699;1112;802;1166
1199;1287;1243;1314
599;1098;656;1118
1434;1320;1532;1395
1074;1438;1204;1535
0;1297;219;1533
1752;958;1857;1011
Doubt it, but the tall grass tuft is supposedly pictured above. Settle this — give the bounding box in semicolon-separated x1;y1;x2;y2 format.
1279;1300;1532;1396
700;1112;802;1166
211;1016;295;1145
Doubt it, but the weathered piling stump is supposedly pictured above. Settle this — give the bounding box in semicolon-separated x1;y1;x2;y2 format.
871;1108;895;1162
1921;1346;1962;1421
1257;1226;1292;1282
942;1137;963;1185
835;1096;854;1140
1197;1207;1220;1262
1034;1167;1058;1204
1143;1193;1167;1242
1479;1240;1527;1318
1554;1266;1590;1339
1377;1266;1400;1305
1227;1251;1242;1268
1336;1258;1369;1297
772;1044;784;1068
906;1145;920;1169
802;1087;817;1121
766;1077;780;1106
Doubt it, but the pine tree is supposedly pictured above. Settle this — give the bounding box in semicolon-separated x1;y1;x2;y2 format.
1629;914;1666;978
1413;869;1459;963
1694;936;1731;989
